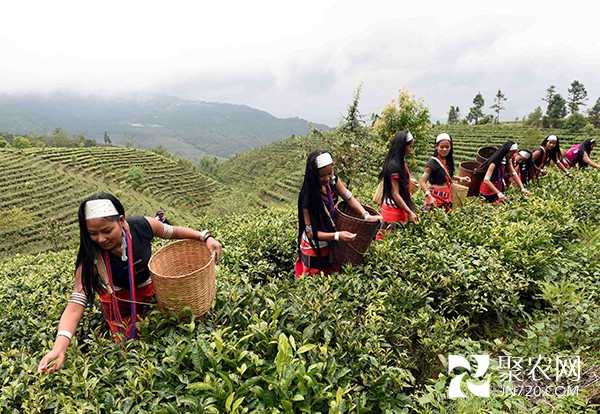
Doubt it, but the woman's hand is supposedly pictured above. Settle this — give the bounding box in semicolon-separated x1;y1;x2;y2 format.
541;169;547;175
521;188;531;197
427;194;436;205
338;231;356;242
408;211;418;224
460;176;471;184
206;237;222;261
364;213;383;222
38;344;67;374
498;192;507;201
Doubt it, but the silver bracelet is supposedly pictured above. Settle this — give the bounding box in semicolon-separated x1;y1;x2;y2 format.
57;330;73;341
334;232;340;241
199;230;212;242
162;223;174;238
68;292;88;307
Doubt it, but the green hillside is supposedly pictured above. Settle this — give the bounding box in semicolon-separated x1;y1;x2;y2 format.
0;146;223;257
214;124;597;210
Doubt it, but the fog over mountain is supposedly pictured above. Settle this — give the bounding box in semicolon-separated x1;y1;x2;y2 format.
0;93;329;160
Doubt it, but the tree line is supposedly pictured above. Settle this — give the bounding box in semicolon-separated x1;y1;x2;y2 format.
446;80;600;133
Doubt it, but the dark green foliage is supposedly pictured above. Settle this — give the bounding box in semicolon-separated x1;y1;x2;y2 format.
2;168;600;412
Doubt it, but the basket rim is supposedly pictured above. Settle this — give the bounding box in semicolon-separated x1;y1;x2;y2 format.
148;239;215;280
335;201;379;221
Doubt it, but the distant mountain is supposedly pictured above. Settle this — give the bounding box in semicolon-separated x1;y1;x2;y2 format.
0;93;330;160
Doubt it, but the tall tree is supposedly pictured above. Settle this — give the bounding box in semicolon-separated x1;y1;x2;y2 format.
542;85;556;114
524;106;543;127
588;97;600;128
490;89;507;123
567;80;588;114
342;83;365;134
546;93;567;127
466;92;485;124
447;106;460;124
104;131;111;146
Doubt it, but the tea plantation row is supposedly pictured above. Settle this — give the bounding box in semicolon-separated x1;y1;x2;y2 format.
1;168;598;413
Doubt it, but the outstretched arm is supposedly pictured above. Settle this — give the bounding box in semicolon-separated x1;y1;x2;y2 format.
38;267;86;374
583;152;600;169
146;216;222;261
334;179;381;222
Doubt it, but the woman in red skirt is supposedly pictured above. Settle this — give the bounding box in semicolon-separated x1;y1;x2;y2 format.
477;141;531;204
295;149;381;277
420;133;471;211
38;193;222;374
377;131;418;239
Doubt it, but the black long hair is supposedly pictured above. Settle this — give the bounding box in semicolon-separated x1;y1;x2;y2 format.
433;134;455;177
297;149;332;257
577;138;596;167
76;193;125;305
379;131;414;210
514;149;538;184
538;135;562;165
476;140;517;174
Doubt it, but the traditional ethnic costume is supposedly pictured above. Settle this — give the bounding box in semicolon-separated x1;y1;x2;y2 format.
424;156;453;211
533;146;550;170
377;163;411;239
510;151;535;186
479;161;507;204
96;216;155;340
295;175;340;277
562;144;581;168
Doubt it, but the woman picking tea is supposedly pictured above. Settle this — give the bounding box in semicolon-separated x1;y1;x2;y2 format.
295;149;381;277
38;193;221;374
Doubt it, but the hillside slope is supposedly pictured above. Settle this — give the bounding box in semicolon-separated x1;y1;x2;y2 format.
0;147;222;257
214;124;592;211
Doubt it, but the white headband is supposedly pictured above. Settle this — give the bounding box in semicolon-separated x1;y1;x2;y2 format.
510;143;518;151
518;150;531;159
436;133;451;143
406;132;414;143
85;199;119;220
547;135;558;142
316;152;333;169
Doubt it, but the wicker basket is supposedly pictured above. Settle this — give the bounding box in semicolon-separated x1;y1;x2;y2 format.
458;161;483;197
148;239;215;318
331;202;380;266
476;146;498;164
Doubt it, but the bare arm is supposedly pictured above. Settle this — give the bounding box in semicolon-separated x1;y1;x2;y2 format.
582;152;600;169
531;149;545;174
507;161;530;196
483;164;500;193
38;266;86;374
303;208;355;242
334;179;381;222
146;216;222;260
420;166;437;205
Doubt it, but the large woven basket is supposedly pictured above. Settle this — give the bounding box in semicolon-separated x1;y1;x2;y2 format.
458;161;483;197
148;239;215;318
331;202;380;266
476;146;498;164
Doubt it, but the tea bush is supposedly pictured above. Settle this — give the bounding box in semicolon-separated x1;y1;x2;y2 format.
1;168;599;412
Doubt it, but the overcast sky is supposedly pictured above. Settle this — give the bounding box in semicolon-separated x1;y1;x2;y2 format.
1;0;599;126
